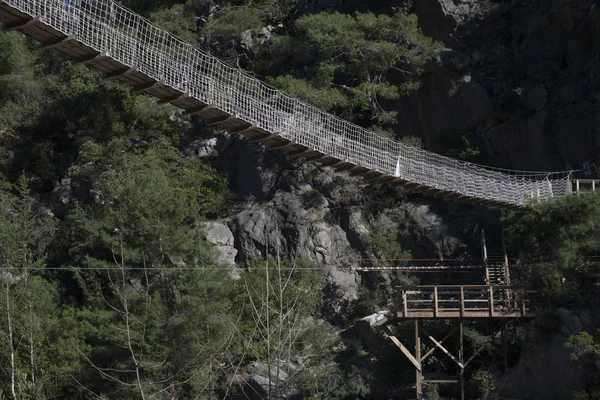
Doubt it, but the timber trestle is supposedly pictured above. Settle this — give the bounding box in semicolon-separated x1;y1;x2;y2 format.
375;230;535;400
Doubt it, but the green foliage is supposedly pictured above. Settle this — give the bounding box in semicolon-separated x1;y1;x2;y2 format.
503;192;600;302
350;285;385;319
424;383;440;400
471;369;497;399
566;330;600;400
263;10;442;129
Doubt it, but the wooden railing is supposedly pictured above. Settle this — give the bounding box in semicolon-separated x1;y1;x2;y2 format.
398;285;535;319
572;179;600;194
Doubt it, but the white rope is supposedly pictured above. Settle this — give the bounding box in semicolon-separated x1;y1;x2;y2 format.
5;0;574;206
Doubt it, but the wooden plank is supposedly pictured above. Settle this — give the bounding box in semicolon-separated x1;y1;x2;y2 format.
402;290;408;318
4;16;40;31
333;163;356;172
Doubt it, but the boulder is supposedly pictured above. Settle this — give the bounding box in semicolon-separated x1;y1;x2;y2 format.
202;221;237;266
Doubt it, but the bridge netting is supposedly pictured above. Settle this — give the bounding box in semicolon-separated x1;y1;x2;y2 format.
5;0;573;206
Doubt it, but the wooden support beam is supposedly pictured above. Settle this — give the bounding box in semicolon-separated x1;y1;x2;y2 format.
425;332;464;369
158;93;189;105
4;16;40;31
41;35;76;49
73;51;109;65
489;286;495;318
425;380;459;384
389;334;422;372
106;67;138;81
434;286;439;318
402;290;408;318
131;79;166;94
460;286;465;318
183;104;213;116
459;320;465;400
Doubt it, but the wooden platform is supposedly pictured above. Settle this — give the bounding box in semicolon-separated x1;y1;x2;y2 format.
397;285;534;319
0;2;526;209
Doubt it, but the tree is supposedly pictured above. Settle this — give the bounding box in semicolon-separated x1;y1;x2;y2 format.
263;11;442;130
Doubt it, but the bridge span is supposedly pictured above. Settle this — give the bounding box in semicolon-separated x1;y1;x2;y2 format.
0;0;574;207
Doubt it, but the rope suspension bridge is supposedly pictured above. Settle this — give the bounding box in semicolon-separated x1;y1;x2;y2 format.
0;0;577;207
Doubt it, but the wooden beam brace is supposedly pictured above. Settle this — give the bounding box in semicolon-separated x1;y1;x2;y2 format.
319;158;342;167
206;114;235;126
248;132;276;143
4;16;40;32
383;327;421;371
229;124;256;134
333;163;356;172
289;147;312;159
106;67;138;81
41;35;76;49
348;167;370;176
268;141;295;150
421;326;459;362
183;104;213;116
73;51;109;65
131;79;166;94
306;153;327;162
425;332;463;369
158;93;189;105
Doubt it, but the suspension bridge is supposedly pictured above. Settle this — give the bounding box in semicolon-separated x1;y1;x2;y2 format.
0;0;576;207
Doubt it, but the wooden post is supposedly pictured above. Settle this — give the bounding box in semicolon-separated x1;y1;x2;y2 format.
402;290;408;318
459;320;465;400
434;286;439;318
576;180;580;195
521;289;526;317
502;229;511;286
593;181;596;192
460;286;465;318
489;286;494;318
502;325;508;372
416;320;423;398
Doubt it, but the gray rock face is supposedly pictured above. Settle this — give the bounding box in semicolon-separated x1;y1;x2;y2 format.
406;0;600;171
202;221;237;266
498;308;588;400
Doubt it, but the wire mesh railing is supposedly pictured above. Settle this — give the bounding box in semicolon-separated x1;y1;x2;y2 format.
4;0;574;206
